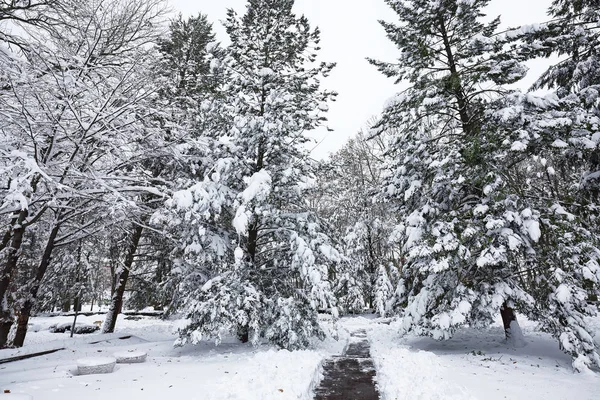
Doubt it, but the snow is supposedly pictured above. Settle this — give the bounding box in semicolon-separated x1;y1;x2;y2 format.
521;209;541;242
510;140;527;151
0;314;343;400
404;179;422;201
524;219;541;242
258;67;274;77
505;23;544;39
232;204;249;234
113;350;147;363
555;284;572;304
241;170;272;203
76;357;116;375
473;204;489;216
76;357;117;367
2;314;600;399
508;320;526;348
349;315;600;400
171;189;194;210
551;139;569;148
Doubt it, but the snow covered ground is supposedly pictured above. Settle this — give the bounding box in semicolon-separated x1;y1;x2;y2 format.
360;314;600;400
0;314;345;400
1;313;599;400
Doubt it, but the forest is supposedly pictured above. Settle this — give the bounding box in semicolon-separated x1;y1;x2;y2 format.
0;0;599;375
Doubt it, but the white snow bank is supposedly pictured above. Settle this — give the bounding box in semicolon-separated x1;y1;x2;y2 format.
508;319;526;348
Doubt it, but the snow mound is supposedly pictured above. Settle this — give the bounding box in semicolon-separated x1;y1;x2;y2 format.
49;322;99;334
1;395;33;399
508;320;526;348
76;356;116;375
114;350;147;363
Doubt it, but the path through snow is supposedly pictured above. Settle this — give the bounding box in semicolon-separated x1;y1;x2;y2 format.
314;329;379;400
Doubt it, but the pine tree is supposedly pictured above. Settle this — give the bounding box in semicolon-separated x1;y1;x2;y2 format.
370;0;531;345
172;0;340;350
374;264;393;317
372;0;600;371
483;0;600;370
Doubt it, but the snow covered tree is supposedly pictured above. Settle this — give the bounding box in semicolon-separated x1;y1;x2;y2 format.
478;0;600;370
158;13;222;101
101;11;226;334
171;0;340;350
0;0;62;48
0;0;168;346
315;130;399;312
372;0;600;371
102;12;226;323
370;0;531;348
374;264;393;317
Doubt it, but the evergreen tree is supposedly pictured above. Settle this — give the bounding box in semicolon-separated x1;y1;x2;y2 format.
171;0;340;350
374;264;393;317
372;0;600;371
370;0;531;348
483;0;600;370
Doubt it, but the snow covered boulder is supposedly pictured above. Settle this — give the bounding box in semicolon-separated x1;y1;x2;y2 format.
49;322;99;334
72;324;99;334
113;350;147;364
49;322;72;333
76;357;117;375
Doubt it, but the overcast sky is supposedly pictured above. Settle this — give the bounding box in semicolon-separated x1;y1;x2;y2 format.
168;0;554;159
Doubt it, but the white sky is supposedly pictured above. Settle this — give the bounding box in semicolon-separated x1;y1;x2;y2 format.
168;0;554;159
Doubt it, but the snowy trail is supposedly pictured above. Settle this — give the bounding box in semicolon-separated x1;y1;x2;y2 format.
2;314;599;400
314;329;380;399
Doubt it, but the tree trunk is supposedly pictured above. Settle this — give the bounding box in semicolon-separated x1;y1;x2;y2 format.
500;302;516;340
0;210;29;348
12;223;60;347
74;296;82;312
238;326;249;343
247;225;258;261
70;309;79;338
0;318;13;349
102;224;144;333
438;17;473;137
62;298;71;313
110;262;116;297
